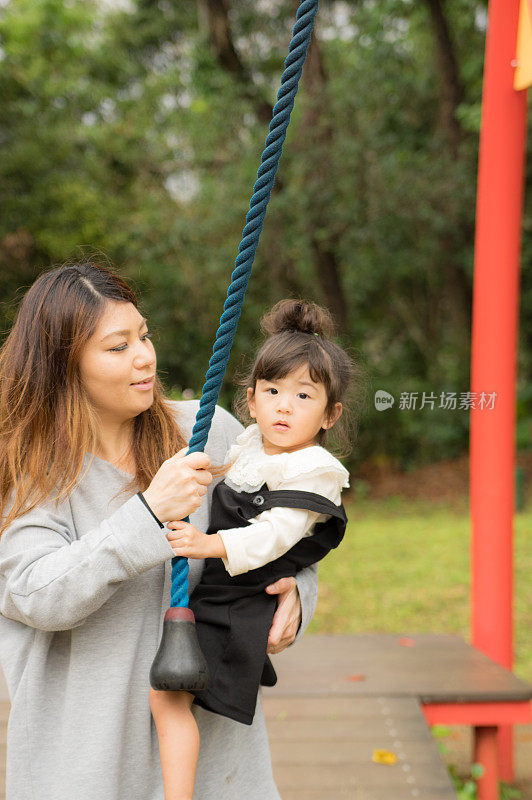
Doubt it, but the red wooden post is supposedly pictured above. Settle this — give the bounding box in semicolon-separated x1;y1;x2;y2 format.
470;0;527;786
474;727;499;800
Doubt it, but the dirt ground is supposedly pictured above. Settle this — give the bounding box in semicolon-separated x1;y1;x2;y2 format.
357;450;532;508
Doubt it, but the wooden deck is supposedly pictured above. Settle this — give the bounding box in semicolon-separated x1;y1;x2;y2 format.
266;633;532;703
263;633;532;799
263;695;456;799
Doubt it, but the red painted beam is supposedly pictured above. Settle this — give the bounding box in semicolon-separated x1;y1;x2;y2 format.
421;701;532;726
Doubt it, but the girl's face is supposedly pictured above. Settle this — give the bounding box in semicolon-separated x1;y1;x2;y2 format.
247;363;342;455
78;301;156;427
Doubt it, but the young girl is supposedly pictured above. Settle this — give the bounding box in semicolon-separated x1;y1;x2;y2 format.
149;299;355;800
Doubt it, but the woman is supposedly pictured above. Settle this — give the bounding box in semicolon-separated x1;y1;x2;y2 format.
0;261;318;800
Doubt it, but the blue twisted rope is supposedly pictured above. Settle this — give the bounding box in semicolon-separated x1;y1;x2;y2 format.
170;0;319;608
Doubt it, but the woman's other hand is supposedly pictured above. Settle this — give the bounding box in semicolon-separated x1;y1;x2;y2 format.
142;448;212;523
265;576;301;654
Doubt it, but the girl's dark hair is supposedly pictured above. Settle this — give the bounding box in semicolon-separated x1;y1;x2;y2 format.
235;299;364;455
0;258;187;535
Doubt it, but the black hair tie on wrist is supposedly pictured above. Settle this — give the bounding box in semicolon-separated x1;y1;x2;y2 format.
137;491;164;528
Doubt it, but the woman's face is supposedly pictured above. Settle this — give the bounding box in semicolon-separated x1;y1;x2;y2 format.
78;301;156;426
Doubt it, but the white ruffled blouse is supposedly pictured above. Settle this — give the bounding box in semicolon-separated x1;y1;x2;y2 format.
219;423;350;576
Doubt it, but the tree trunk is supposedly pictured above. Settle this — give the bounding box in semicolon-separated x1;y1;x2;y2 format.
196;0;273;125
423;0;465;154
300;29;349;334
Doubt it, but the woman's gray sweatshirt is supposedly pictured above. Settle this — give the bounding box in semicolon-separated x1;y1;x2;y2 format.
0;401;318;800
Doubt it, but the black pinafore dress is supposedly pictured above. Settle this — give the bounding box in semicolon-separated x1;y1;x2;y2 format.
188;479;347;725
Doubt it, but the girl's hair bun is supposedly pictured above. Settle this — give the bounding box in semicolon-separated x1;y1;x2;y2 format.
260;299;335;338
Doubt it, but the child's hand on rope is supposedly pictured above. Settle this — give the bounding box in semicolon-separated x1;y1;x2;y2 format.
166;521;227;560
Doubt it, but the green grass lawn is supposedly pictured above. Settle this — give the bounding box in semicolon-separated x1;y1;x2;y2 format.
310;495;532;684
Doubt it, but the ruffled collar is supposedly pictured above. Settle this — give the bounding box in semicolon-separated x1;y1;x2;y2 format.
224;424;272;492
224;423;350;494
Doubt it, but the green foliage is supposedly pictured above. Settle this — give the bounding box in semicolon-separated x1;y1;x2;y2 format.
448;764;480;799
0;0;530;469
434;727;522;799
432;728;484;800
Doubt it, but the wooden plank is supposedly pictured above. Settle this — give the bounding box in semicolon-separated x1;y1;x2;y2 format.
263;695;457;800
267;634;532;703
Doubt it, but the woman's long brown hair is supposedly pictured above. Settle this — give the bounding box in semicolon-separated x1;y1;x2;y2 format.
0;260;187;536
